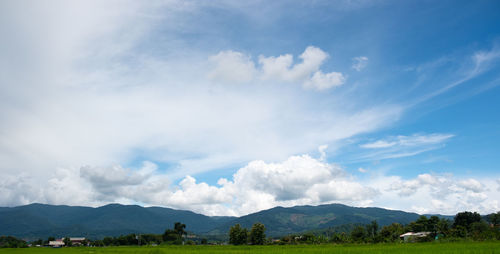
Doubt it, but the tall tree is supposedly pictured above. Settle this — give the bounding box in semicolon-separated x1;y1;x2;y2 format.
366;220;379;238
453;211;481;232
229;224;248;245
63;237;72;247
379;223;404;242
489;212;500;227
249;222;266;245
350;225;366;243
174;222;186;237
437;218;451;236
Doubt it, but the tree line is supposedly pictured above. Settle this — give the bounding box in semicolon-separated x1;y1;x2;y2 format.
273;211;500;244
91;222;204;246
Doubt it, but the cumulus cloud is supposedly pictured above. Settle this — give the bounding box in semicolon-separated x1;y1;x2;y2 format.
0;154;378;216
260;46;328;82
352;56;368;71
1;156;499;216
259;46;346;90
457;179;485;193
209;155;377;215
303;70;345;90
80;162;157;197
208;46;346;90
208;50;256;83
375;173;499;215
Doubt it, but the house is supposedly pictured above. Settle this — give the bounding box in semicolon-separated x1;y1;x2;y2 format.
48;237;87;247
70;237;87;246
399;232;431;242
48;240;65;248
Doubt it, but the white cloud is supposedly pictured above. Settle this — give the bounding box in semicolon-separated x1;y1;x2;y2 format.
169;155;377;215
360;140;397;149
361;133;454;149
373;173;499;215
356;133;454;161
260;46;328;82
0;155;378;216
208;50;256;83
1;155;499;216
208;46;346;90
318;144;328;161
303;71;345;90
352;56;368;71
457;179;485;193
358;167;368;173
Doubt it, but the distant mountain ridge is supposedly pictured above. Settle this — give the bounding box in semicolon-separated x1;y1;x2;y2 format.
207;203;424;237
0;203;446;240
0;203;234;240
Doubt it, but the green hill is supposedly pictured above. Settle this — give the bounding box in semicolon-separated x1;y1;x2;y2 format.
0;203;445;240
207;204;423;237
0;203;234;240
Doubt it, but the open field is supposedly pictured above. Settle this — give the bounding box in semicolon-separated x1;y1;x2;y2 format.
1;242;499;254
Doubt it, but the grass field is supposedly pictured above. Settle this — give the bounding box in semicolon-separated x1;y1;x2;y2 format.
1;242;499;254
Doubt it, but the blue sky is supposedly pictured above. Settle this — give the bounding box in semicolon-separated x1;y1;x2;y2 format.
0;0;499;216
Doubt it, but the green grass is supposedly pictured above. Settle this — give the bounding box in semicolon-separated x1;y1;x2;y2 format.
0;242;499;254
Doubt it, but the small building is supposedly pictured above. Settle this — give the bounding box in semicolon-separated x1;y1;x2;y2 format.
48;240;65;248
70;237;86;246
399;232;431;242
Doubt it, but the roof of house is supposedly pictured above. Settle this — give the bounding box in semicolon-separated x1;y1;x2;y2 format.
49;240;65;246
400;232;431;237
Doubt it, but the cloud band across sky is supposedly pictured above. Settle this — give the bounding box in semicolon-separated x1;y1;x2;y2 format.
1;152;498;216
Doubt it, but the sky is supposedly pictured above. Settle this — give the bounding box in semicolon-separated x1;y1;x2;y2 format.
1;0;500;217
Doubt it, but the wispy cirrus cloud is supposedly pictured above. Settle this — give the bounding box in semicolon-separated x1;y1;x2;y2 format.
356;133;454;161
352;56;368;71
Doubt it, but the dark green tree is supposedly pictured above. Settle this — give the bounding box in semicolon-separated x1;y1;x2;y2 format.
450;225;467;238
489;212;500;227
163;229;179;242
428;216;440;234
102;237;113;246
0;236;28;248
249;222;266;245
163;222;186;244
32;239;43;246
437;218;451;236
379;223;404;242
350;225;366;243
453;211;481;232
365;220;379;242
63;237;72;247
229;224;248;245
174;222;186;237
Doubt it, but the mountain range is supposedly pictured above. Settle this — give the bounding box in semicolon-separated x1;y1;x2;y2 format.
0;203;444;240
